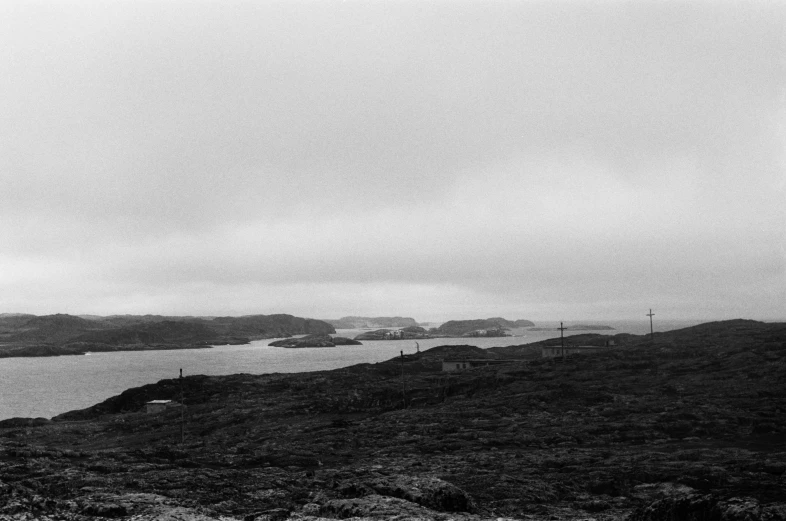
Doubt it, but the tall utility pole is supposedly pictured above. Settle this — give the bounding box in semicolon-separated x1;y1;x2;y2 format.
400;351;406;407
646;309;655;341
558;322;567;360
179;368;184;445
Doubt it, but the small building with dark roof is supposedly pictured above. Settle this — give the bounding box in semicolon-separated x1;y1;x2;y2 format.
442;358;520;372
541;346;610;358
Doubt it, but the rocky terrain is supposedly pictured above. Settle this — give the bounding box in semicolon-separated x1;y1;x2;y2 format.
0;314;335;358
323;317;420;329
0;319;784;521
431;318;535;337
268;335;363;348
354;327;432;341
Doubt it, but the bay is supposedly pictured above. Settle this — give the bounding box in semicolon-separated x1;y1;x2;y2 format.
0;319;701;420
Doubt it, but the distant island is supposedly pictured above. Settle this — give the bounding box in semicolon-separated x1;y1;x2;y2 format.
268;334;362;348
528;324;615;331
323;316;419;329
354;326;432;341
430;317;535;337
349;319;538;341
0;313;335;358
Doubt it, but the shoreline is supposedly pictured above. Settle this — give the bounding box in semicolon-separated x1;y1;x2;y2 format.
0;342;232;358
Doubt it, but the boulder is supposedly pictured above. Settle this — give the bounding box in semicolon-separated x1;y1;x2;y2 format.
319;494;436;518
630;493;786;521
364;475;476;513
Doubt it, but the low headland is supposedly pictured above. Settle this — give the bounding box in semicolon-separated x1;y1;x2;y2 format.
0;313;336;357
0;319;783;520
268;335;363;348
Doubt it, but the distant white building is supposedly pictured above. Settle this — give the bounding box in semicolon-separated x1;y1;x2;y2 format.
145;400;179;414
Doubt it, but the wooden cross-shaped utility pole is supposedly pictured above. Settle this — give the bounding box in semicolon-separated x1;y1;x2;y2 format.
646;309;655;340
179;368;184;445
400;351;406;407
558;322;567;360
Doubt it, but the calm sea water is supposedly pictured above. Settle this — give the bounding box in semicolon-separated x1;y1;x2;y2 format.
0;320;701;420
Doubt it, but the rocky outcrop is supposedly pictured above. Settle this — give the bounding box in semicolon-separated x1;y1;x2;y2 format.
432;318;534;336
462;328;509;337
268;335;362;348
324;316;419;329
354;327;432;341
331;336;363;346
318;494;439;519
630;493;786;521
362;475;476;512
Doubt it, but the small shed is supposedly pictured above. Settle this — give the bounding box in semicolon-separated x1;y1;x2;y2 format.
145;400;177;414
442;359;519;372
541;346;610;358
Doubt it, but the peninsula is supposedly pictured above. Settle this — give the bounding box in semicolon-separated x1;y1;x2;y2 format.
0;313;335;357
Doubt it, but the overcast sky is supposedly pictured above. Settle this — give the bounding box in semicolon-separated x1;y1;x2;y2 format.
1;1;784;322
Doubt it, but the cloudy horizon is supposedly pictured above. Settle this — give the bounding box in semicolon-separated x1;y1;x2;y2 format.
1;1;784;323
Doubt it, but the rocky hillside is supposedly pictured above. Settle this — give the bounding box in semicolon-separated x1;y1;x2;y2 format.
2;314;111;344
0;320;783;520
207;314;335;339
0;313;41;330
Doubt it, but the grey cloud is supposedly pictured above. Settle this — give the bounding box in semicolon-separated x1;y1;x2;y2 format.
0;1;784;319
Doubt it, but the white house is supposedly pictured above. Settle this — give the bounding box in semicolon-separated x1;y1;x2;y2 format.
145;400;179;414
